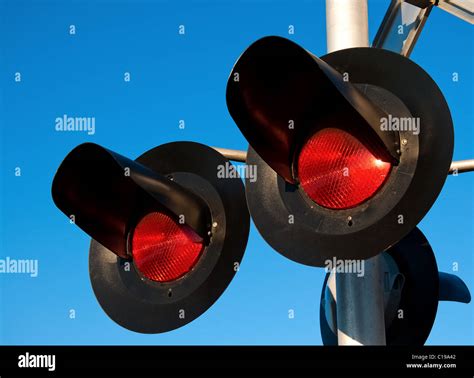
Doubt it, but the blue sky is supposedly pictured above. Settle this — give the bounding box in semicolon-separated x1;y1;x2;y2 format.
0;0;472;345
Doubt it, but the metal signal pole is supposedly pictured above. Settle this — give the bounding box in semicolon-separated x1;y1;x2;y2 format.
326;0;387;346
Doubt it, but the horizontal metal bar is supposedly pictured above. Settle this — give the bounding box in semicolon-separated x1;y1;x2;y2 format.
212;147;247;162
449;159;474;174
213;147;474;175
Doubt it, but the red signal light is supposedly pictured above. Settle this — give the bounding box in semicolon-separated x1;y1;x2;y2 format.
131;211;205;282
297;128;392;210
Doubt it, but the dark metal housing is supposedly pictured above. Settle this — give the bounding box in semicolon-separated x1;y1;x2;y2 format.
53;142;250;333
230;37;454;266
226;36;400;184
52;143;212;258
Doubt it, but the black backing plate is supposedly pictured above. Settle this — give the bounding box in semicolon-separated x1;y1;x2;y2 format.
89;142;250;333
320;227;439;345
246;47;453;266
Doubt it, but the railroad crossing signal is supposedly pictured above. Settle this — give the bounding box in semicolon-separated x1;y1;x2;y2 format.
52;142;249;333
226;36;454;267
51;20;471;344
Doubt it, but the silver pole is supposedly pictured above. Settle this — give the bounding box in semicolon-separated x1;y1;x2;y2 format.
326;0;387;346
326;0;369;52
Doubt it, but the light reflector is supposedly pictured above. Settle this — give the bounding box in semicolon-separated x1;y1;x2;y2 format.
297;128;391;209
131;211;204;282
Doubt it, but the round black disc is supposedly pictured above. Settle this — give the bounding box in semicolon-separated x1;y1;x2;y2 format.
246;47;453;266
320;227;439;345
89;142;250;333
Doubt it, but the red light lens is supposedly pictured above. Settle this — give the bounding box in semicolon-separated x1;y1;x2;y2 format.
297;128;391;210
131;212;204;282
